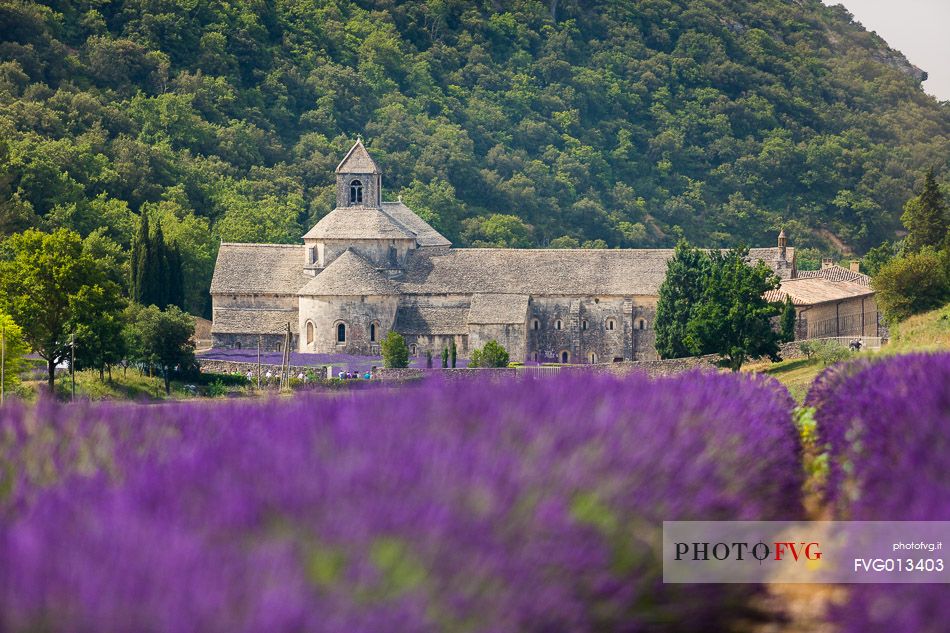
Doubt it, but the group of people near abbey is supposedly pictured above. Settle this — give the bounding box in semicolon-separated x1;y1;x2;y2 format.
210;141;878;363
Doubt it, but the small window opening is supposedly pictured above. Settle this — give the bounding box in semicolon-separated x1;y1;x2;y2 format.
370;323;377;342
349;179;363;204
337;323;346;343
555;319;562;331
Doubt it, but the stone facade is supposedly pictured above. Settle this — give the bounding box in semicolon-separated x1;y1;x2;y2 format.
210;140;873;364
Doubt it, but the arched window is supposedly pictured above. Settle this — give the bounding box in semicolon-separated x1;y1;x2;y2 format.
336;322;346;343
589;352;597;363
531;318;540;330
638;318;646;330
410;344;417;356
370;322;377;342
349;179;363;204
581;319;588;331
306;321;314;345
555;319;562;331
560;350;570;363
605;318;616;331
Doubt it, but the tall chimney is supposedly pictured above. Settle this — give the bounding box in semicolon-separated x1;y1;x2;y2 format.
777;229;787;261
850;260;860;273
821;258;834;269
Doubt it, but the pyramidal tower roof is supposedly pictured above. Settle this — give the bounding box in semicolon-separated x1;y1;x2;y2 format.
336;139;380;174
298;248;399;296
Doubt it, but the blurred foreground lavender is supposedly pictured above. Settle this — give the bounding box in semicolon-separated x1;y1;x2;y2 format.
1;372;802;632
808;353;950;633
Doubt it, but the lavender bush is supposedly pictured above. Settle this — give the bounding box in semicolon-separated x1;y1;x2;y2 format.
807;352;950;633
1;371;803;632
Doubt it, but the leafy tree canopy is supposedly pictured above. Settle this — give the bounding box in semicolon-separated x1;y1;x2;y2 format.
0;0;945;290
0;228;104;389
469;340;510;368
655;242;783;370
873;247;950;322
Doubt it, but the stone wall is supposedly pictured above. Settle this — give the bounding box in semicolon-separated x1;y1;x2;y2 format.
373;355;719;382
197;359;326;377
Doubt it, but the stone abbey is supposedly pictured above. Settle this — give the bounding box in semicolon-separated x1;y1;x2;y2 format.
210;140;877;361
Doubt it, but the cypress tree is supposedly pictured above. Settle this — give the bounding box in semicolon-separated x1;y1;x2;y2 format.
780;296;797;342
450;339;457;368
655;241;711;359
167;245;185;310
130;211;150;303
441;347;448;368
151;222;169;309
901;168;948;253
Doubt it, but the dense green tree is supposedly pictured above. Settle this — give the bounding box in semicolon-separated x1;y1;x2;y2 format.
130;211;185;310
0;311;28;396
0;0;948;284
873;247;950;322
124;303;196;394
70;282;126;380
380;330;409;369
469;340;510;368
780;296;797;343
655;241;710;359
0;229;101;390
901;170;949;253
685;249;783;371
862;241;898;277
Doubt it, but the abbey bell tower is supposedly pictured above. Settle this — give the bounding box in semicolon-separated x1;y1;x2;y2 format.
335;138;381;208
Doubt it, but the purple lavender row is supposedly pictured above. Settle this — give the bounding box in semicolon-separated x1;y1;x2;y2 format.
807;352;950;633
1;371;803;632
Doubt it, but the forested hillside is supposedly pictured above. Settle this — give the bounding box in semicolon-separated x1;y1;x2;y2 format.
1;0;948;316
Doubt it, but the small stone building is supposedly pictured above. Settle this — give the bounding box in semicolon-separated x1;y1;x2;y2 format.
210;141;869;362
767;260;880;339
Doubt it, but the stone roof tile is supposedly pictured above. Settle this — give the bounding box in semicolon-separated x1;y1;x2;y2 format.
381;201;451;247
211;308;299;334
397;248;790;296
298;249;399;296
393;305;469;335
303;206;416;240
335;139;379;174
796;265;871;286
468;294;529;324
210;243;309;295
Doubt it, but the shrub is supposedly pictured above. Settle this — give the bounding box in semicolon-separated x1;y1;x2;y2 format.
380;331;409;368
0;372;803;632
807;353;950;633
813;340;852;366
872;246;950;322
468;340;509;368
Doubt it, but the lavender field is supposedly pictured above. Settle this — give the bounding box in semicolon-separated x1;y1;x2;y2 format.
1;371;803;632
807;353;950;633
2;356;947;633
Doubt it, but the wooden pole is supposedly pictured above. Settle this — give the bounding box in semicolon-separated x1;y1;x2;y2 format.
282;323;291;389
